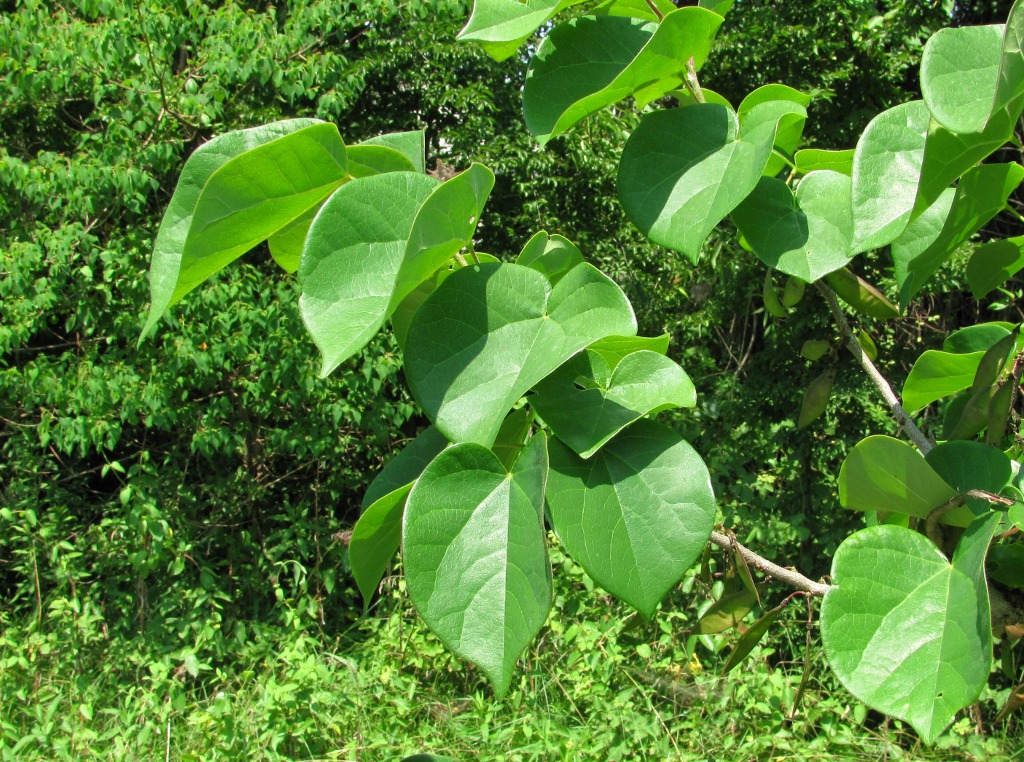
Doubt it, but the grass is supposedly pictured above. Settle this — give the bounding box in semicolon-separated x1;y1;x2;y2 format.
1;545;1021;761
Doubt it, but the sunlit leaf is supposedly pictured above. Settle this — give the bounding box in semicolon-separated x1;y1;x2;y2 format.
358;129;426;173
967;236;1024;298
694;589;756;634
459;0;584;61
546;419;716;618
851;101;929;253
523;10;722;145
405;262;636;445
821;515;1000;744
404;433;551;697
920;24;1003;134
795;148;854;176
516;231;585;285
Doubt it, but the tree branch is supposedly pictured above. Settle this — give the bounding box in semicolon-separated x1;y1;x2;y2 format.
815;282;934;454
709;530;831;597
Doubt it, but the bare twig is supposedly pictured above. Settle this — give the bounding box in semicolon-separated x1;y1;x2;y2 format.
815;282;934;454
684;56;705;104
709;530;831;597
644;0;665;20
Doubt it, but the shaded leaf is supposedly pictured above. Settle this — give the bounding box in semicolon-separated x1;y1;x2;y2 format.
516;231;585;285
350;484;413;606
967;236;1024;298
362;426;450;510
824;268;899;319
532;349;695;458
722;601;787;674
797;367;835;429
695;589;757;634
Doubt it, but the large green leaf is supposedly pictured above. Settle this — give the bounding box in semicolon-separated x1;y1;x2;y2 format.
545;419;716;618
926;440;1015;514
531;349;695;458
893;162;1024;306
920;24;1004;135
523;10;722;144
346;144;417;177
404;432;551;697
967;235;1024;298
300;164;494;376
838;435;962;525
851;101;930;253
404;261;637;445
142;118;332;338
731;171;853;282
618;103;780;263
737;85;811;176
591;0;675;21
821;516;999;745
943;322;1015;354
902;350;988;411
299;172;438;375
458;0;583;61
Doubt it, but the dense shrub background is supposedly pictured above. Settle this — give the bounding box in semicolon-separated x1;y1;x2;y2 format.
1;0;1020;758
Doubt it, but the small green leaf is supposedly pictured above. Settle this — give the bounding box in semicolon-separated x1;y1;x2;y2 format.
920;24;1004;134
823;268;900;319
794;148;855;176
731;171;853;282
737;86;811;175
989;543;1024;590
618;104;781;262
346;144;417;177
796;367;835;429
967;236;1024;298
839;436;959;522
404;432;551;697
821;516;1000;745
586;334;670;368
524;11;722;144
1011;502;1024;531
762;269;788;318
350;484;413;606
268;204;318;274
856;329;878;362
943;322;1015;354
546;419;716;619
722;600;787;674
358;130;426;173
695;589;757;634
903;350;987;411
362;427;450;510
492;408;534;470
926;440;1014;512
405;262;636;445
800;339;831;361
531;349;696;458
851;101;930;253
459;0;584;61
516;231;585;285
781;276;806;308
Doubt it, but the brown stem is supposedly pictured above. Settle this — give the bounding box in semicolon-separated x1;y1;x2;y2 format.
815;282;934;454
684;56;705;104
924;495;965;548
709;530;830;596
644;0;665;20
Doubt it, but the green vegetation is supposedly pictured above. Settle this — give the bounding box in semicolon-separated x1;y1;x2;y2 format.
2;0;1023;760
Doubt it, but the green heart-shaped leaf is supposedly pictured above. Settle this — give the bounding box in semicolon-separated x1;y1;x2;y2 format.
738;86;811;175
731;171;853;282
404;432;551;697
300;164;494;375
350;484;413;606
458;0;583;61
821;516;999;745
299;172;438;375
405;261;637;445
851;100;930;253
143;119;337;338
926;440;1015;514
920;24;1004;134
545;419;716;618
523;10;722;145
893;162;1024;306
838;435;961;524
516;231;585;285
967;235;1024;298
532;349;695;458
618;103;779;263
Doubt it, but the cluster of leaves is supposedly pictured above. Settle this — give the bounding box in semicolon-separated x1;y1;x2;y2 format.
139;0;1024;750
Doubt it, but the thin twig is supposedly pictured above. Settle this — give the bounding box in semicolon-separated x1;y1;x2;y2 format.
709;530;830;597
815;282;934;454
644;0;665;20
684;56;705;103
